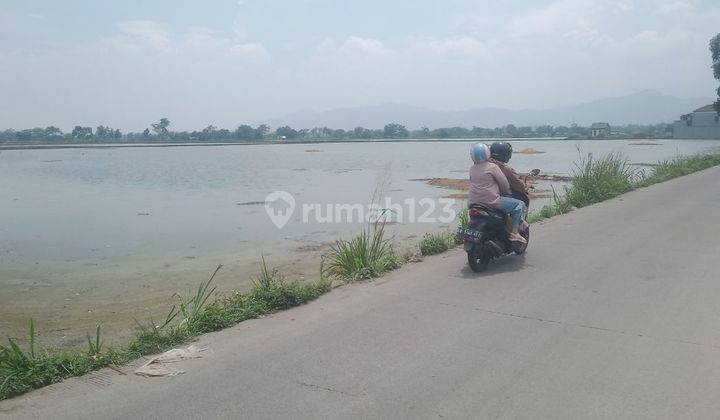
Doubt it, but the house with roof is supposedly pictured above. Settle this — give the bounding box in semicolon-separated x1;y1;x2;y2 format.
590;122;610;138
673;104;720;139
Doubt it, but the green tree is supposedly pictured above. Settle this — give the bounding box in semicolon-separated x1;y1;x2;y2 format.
517;126;533;138
535;125;553;137
383;123;408;138
352;126;372;139
276;126;299;139
554;126;570;137
151;118;171;138
710;33;720;113
235;124;257;140
503;124;517;138
16;130;31;141
197;125;217;141
44;126;62;138
256;124;270;139
71;126;93;139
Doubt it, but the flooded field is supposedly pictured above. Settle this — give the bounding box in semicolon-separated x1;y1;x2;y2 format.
2;139;719;347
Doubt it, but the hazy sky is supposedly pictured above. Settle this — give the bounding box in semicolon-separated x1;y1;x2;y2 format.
1;0;718;130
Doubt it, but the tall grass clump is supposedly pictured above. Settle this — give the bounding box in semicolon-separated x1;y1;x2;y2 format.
1;261;331;401
420;232;454;255
564;152;637;208
529;151;720;223
527;152;635;222
322;223;399;282
249;257;331;311
128;265;222;354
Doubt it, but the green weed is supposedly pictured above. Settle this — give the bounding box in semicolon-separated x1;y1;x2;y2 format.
420;232;454;255
564;152;637;208
636;153;720;187
322;223;398;281
529;151;720;222
1;262;331;401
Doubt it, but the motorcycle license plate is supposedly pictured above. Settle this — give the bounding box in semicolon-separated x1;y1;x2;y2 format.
459;228;482;239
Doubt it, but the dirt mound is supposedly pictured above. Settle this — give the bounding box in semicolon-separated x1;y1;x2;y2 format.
415;177;565;200
516;147;545;154
628;141;661;146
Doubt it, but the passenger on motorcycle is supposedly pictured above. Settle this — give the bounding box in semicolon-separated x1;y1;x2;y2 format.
468;143;527;244
489;142;529;206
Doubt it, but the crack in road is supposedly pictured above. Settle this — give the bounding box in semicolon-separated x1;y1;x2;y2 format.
296;381;364;398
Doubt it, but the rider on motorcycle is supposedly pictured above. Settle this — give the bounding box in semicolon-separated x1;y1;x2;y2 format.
468;143;527;244
489;142;529;207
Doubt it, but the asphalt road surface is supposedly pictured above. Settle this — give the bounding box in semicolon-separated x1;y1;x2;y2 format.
2;167;720;419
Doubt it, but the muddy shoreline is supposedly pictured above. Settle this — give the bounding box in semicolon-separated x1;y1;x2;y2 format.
0;227;434;350
413;173;570;201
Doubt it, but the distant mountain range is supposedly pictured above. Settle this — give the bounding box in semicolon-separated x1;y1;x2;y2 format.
268;90;712;129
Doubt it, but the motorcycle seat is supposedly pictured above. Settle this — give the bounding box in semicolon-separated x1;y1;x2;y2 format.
469;204;507;219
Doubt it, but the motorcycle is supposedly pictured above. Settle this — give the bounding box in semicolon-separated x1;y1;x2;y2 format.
459;169;539;272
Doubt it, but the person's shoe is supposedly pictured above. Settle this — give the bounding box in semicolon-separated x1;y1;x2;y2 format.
509;231;527;244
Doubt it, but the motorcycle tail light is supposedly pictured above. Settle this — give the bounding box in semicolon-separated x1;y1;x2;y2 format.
468;208;483;217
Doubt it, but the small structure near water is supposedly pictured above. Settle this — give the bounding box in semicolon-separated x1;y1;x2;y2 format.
590;123;611;138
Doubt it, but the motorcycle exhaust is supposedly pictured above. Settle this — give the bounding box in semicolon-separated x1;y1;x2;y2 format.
486;240;504;256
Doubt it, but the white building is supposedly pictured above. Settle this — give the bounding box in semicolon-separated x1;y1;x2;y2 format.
590;122;610;138
673;104;720;139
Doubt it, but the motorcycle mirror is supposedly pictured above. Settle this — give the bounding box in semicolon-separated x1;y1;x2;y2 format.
530;169;541;176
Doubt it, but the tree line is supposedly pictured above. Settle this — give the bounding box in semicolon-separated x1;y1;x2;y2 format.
711;33;720;113
0;119;674;144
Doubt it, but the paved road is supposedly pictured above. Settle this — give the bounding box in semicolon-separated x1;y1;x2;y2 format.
2;167;720;419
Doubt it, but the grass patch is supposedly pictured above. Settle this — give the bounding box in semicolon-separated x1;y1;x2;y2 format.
0;320;126;400
529;151;720;223
564;152;637;208
0;261;331;401
454;209;470;245
528;185;572;222
457;209;469;229
420;232;455;255
322;223;399;282
635;153;720;187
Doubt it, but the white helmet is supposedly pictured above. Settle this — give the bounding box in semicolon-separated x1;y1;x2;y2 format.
470;143;490;163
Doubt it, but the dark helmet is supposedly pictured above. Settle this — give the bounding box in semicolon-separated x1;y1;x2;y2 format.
490;141;513;163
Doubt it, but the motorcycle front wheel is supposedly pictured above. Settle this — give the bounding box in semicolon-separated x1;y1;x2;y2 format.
467;246;491;272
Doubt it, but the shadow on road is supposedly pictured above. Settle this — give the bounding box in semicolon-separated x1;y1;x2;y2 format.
459;254;527;278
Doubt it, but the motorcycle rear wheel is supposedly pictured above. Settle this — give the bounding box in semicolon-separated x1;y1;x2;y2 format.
514;227;530;255
467;246;491;272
